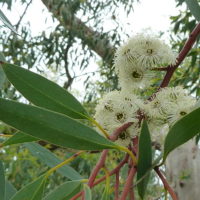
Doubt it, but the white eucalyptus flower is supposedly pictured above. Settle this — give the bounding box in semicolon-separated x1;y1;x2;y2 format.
114;33;177;71
94;90;143;146
117;65;155;90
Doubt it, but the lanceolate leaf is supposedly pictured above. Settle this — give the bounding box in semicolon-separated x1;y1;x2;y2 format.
0;10;17;34
43;181;81;200
2;132;38;147
2;63;89;119
10;175;46;200
24;143;82;180
0;98;117;150
84;185;92;200
185;0;200;21
0;54;6;90
0;161;5;200
137;121;152;199
163;107;200;161
5;181;17;200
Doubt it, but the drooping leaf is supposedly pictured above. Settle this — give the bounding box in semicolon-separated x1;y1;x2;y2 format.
43;181;81;200
0;54;6;90
84;185;92;200
10;175;46;200
24;143;82;180
0;9;17;34
163;107;200;161
0;98;117;150
2;63;89;119
0;161;5;200
5;181;17;200
2;132;38;147
137;121;152;199
185;0;200;21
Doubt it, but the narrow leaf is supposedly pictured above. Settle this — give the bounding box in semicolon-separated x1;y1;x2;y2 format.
0;161;5;200
43;181;81;200
10;175;46;200
0;10;17;34
24;143;82;180
163;107;200;161
2;132;38;147
0;54;6;89
84;185;92;200
0;98;117;150
185;0;200;21
5;181;17;200
137;121;152;199
2;63;89;119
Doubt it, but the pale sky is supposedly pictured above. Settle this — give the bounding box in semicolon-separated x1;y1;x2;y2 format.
1;0;182;99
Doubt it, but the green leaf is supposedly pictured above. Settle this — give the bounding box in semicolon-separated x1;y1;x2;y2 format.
185;0;200;21
2;63;89;119
0;9;17;34
43;181;81;200
2;132;38;147
163;107;200;161
0;54;6;90
137;121;152;199
0;161;5;200
0;98;117;150
84;185;92;200
24;143;82;180
10;175;46;200
5;181;17;200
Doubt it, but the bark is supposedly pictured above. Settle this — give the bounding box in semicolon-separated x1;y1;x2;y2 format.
166;139;200;200
40;0;114;64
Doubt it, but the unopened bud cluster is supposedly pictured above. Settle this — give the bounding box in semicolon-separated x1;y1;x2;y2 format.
94;34;196;147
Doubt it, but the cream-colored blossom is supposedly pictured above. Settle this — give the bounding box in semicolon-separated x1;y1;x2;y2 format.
114;33;177;71
117;65;155;90
94;90;143;146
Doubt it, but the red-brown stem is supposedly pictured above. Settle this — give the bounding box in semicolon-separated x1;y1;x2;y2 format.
115;171;120;200
151;67;169;71
110;122;133;141
155;167;178;200
159;22;200;89
70;191;83;200
88;150;108;187
93;154;129;187
120;166;137;200
132;136;139;156
81;192;85;200
70;155;129;200
129;186;135;200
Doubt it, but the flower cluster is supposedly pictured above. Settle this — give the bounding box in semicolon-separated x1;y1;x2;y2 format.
114;34;177;91
94;91;142;146
94;34;196;147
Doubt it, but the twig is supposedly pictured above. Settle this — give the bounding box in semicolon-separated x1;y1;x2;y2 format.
154;167;178;200
110;122;133;141
120;166;136;200
115;171;120;200
159;22;200;89
88;150;108;187
92;154;129;187
15;0;32;30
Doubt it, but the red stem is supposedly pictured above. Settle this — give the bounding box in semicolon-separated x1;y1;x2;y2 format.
159;22;200;89
70;191;83;200
88;150;108;187
115;171;120;200
129;187;135;200
155;167;178;200
120;166;137;200
93;154;129;187
110;122;133;141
